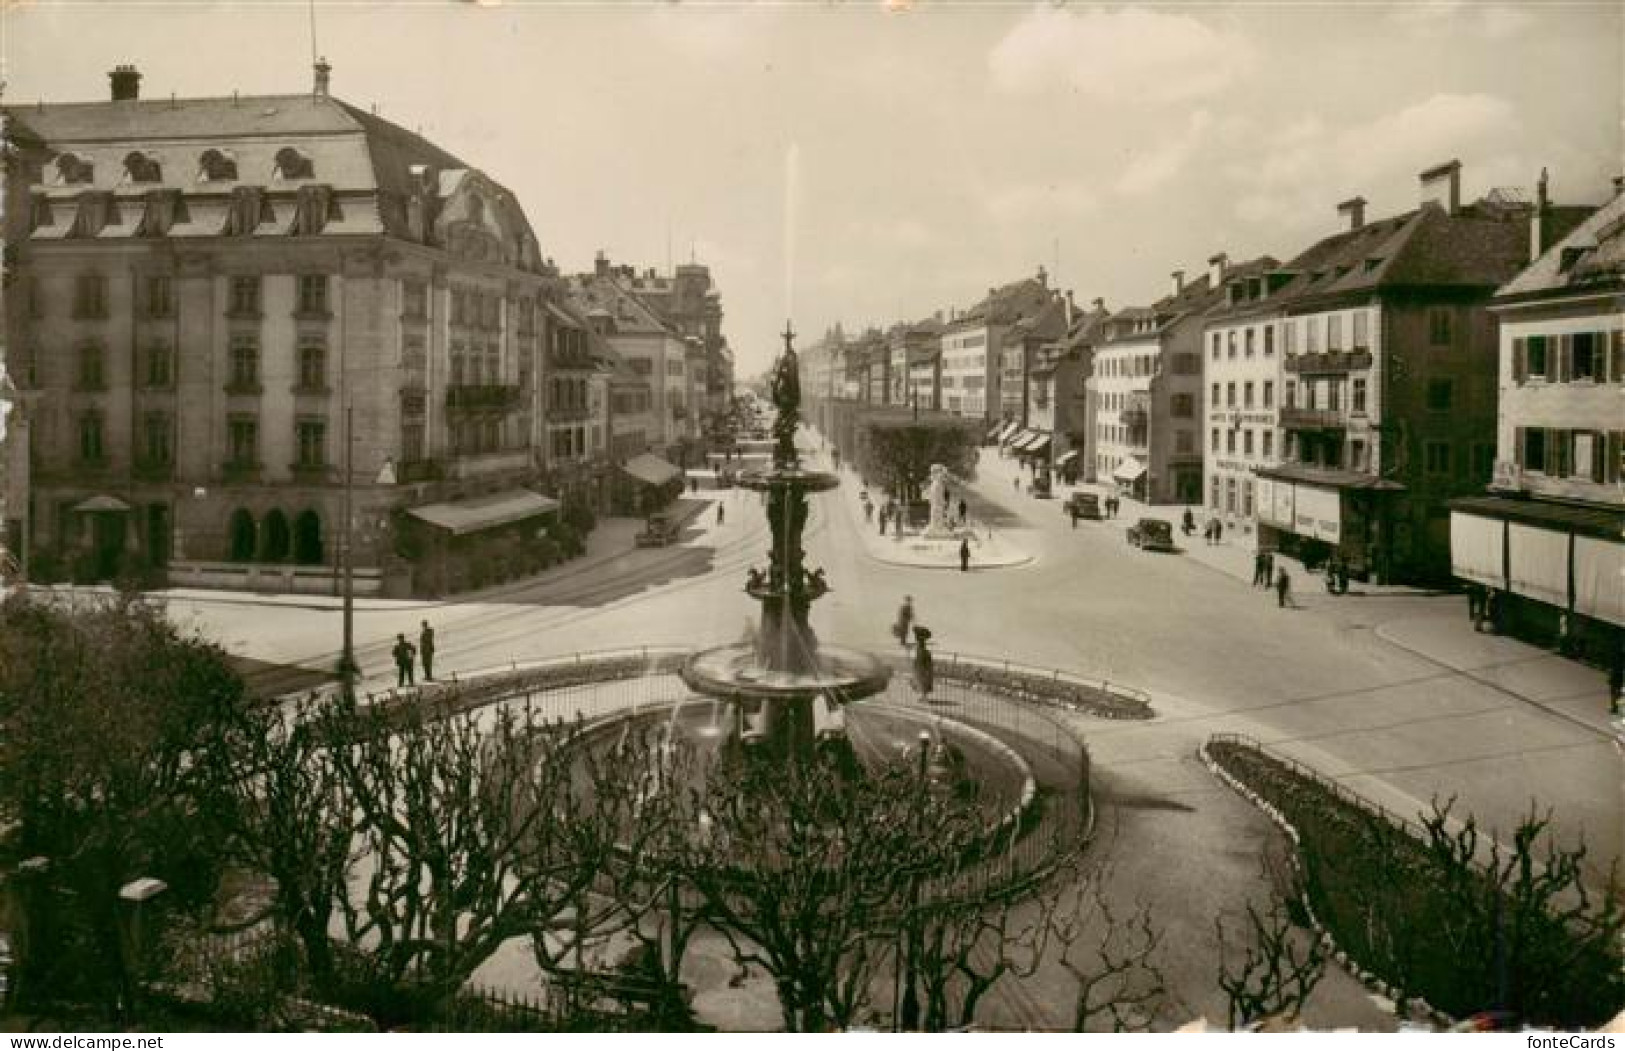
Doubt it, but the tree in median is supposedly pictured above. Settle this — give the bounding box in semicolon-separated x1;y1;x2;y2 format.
856;418;978;507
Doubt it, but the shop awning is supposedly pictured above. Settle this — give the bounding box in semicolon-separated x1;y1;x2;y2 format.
1450;494;1625;543
74;495;130;512
1056;450;1079;466
407;489;559;536
621;452;682;486
1112;458;1147;483
1023;434;1052;455
1254;463;1404;492
997;421;1022;443
986;423;1005;441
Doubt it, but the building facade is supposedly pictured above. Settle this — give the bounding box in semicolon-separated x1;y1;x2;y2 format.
1450;182;1621;653
4;64;571;594
939;269;1057;424
1253;161;1587;583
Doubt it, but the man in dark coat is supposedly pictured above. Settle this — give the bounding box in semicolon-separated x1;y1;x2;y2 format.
419;620;436;681
392;633;417;688
959;538;971;572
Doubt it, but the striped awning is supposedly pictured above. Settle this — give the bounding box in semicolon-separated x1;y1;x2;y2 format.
408;489;560;536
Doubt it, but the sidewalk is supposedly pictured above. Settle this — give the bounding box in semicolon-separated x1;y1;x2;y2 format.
140;498;718;612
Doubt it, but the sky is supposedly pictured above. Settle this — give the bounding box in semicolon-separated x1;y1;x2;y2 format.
4;1;1621;379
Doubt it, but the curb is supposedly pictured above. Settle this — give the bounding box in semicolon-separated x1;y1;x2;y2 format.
1197;740;1455;1030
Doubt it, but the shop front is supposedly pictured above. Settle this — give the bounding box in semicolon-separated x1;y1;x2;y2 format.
1450;496;1625;656
1254;466;1401;579
403;488;562;596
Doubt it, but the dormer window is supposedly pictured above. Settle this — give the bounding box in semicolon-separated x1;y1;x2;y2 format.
274;147;314;181
55;152;94;185
137;189;183;237
123;151;162;183
69;192;117;239
199;148;238;182
291;184;337;236
225;186;272;236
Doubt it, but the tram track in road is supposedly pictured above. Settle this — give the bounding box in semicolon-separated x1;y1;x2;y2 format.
244;493;821;695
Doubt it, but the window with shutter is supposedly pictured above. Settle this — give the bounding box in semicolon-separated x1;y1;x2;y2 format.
1611;331;1624;384
1556;334;1572;382
1511;337;1526;382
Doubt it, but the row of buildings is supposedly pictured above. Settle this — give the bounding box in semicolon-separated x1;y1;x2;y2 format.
802;161;1622;654
0;63;734;595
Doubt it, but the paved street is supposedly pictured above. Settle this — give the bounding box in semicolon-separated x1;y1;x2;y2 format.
148;438;1622;1028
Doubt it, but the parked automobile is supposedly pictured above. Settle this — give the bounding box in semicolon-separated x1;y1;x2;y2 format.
1125;517;1176;552
635;512;682;548
1064;492;1103;521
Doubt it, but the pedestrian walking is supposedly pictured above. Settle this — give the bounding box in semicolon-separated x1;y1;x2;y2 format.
717;503;725;526
392;633;417;688
1466;583;1483;625
959;538;971;572
1335;558;1349;595
1275;567;1292;609
419;620;436;681
1607;646;1623;716
1252;550;1268;587
1214;519;1225;543
958;497;968;525
1070;503;1080;529
912;626;935;700
1263;549;1275;584
1182;507;1195;536
894;595;916;648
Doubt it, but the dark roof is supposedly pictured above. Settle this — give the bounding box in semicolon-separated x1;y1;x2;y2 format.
947;275;1056;330
1496;192;1619;300
1254;462;1405;491
1100;256;1277;345
1451;493;1625;542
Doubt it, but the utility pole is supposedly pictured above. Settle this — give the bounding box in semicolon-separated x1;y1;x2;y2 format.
339;401;356;701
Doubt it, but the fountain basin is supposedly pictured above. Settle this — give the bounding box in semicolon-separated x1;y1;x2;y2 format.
734;466;840;493
681;642;891;705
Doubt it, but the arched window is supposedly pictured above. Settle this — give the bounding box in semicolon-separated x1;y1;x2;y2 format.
292;508;324;565
260;508;291;562
228;508;257;562
274;147;314;181
123;151;161;183
199;148;238;182
55;152;94;185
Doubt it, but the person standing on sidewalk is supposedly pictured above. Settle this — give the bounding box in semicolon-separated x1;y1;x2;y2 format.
959;538;971;572
912;625;935;701
419;620;436;681
894;595;916;649
1275;567;1293;609
393;633;417;688
1252;550;1269;587
717;503;725;527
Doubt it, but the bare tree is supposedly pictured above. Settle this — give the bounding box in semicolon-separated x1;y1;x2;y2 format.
1215;893;1328;1030
1056;876;1167;1032
673;747;985;1032
327;700;617;1009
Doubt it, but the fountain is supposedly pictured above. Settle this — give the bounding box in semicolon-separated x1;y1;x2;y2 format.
681;323;892;760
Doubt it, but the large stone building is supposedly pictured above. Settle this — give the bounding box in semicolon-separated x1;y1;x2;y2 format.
1251;161;1590;583
3;63;579;594
568;268;692;457
1093;257;1274;505
1450;179;1620;653
939;269;1059;424
1028;299;1108;482
608;258;734;432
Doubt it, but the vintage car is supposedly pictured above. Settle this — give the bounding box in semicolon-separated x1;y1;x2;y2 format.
635;512;682;548
1063;492;1103;521
1125;517;1176;552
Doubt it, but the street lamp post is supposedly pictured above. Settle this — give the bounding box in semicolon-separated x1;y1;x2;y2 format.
339;401;357;701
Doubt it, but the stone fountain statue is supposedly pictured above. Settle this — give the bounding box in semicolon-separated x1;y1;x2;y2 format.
681;322;891;761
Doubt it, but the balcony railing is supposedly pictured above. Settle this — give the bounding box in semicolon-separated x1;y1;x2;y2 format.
1279;406;1346;430
1284;350;1373;374
446;384;522;412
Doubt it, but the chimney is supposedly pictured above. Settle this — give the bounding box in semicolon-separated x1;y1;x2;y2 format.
594;251;609;278
313;56;332;97
1064;290;1074;327
1036;264;1048;288
1337;196;1367;231
1531;167;1551;259
1092;297;1105;312
109;64;142;102
1419;159;1462;215
1171;269;1186;296
1207;253;1228;288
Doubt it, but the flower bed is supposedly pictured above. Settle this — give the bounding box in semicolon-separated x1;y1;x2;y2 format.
1205;738;1623;1029
936;658;1153;721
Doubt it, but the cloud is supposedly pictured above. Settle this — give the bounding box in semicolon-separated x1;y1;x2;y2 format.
987;180;1100;224
1389;1;1535;39
1232;92;1519;224
988;6;1255;104
1117;110;1214;196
